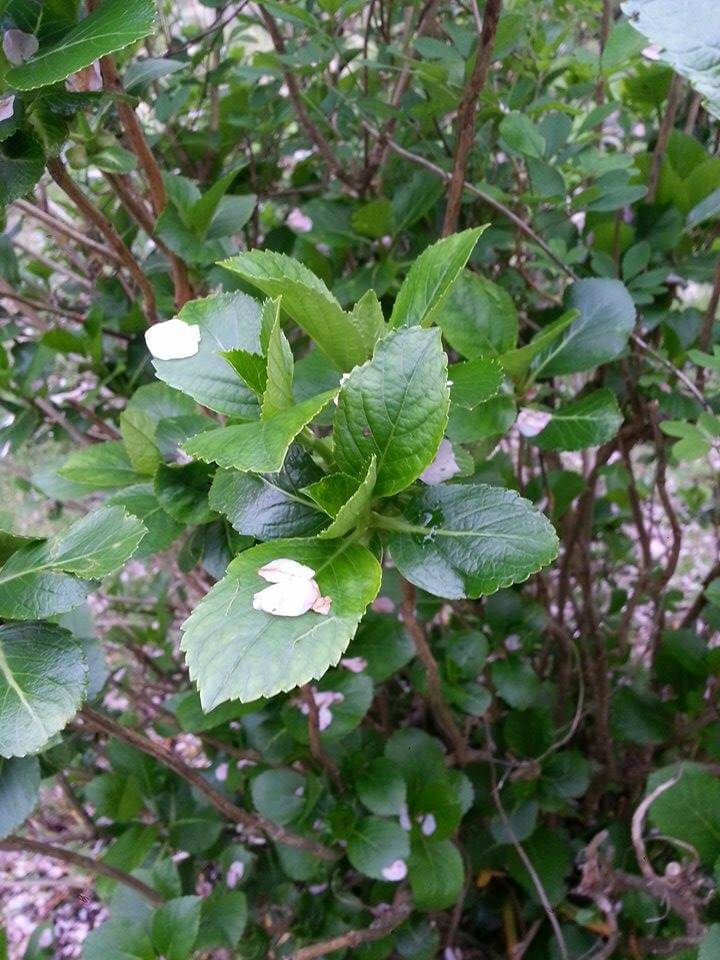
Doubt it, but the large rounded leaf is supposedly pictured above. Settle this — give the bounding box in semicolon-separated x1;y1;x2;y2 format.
0;623;87;758
0;757;40;837
181;539;381;708
384;483;558;599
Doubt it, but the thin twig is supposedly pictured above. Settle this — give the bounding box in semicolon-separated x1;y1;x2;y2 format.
442;0;502;235
80;705;336;861
292;889;412;960
0;835;164;905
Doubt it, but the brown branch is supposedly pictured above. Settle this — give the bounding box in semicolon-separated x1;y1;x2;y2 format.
647;73;683;204
56;772;97;838
400;580;468;762
0;835;164;905
46;158;157;324
80;705;336;861
300;685;344;791
259;7;355;187
366;127;578;279
104;172;193;307
33;397;90;446
697;253;720;385
442;0;502;235
13;199;123;264
292;890;412;960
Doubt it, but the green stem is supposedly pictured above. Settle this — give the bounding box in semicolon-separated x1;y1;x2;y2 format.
301;428;334;466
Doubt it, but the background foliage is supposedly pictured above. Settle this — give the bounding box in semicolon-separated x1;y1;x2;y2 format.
1;1;720;958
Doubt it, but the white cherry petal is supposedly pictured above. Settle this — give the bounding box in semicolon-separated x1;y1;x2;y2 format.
311;594;332;615
252;578;321;617
257;558;316;583
3;29;38;65
516;408;552;438
421;813;437;836
420;438;461;485
0;95;15;122
145;317;201;360
381;859;408;881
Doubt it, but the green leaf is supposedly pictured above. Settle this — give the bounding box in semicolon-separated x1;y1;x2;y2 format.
348;289;386;351
622;0;720;118
222;349;267;396
120;407;161;476
181;538;381;707
106;485;183;558
262;304;295;418
7;0;156;91
187;165;245;238
0;132;45;205
533;279;636;378
318;457;377;539
390;228;485;329
183;391;337;472
438;271;518;358
408;838;464;909
221;250;371;370
491;656;540;710
196;889;247;950
499;309;579;380
155;462;215;525
0;507;146;618
0;757;40;837
152;292;261;417
0;622;87;758
499;112;546;159
302;473;360;517
700;925;720;960
83;920;154;960
151;897;202;960
382;483;558;600
648;766;720;865
59;441;139;490
449;357;504;410
347;817;410;880
357;758;407;816
333;327;449;497
251;769;307;825
209;445;326;540
530;389;623;451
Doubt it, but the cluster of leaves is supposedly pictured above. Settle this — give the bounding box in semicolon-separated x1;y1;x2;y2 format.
2;1;720;959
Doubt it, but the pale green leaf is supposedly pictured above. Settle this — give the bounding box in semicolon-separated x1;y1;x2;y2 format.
183;391;336;472
0;757;40;837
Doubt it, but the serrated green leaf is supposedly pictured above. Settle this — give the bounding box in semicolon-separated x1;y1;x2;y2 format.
151;897;202;960
181;538;381;707
499;309;579;380
209;445;326;539
333;327;449;497
7;0;156;91
390;228;485;329
531;389;623;451
183;390;337;472
382;483;558;600
0;506;146;618
0;622;87;758
120;407;161;476
262;308;294;418
221;250;371;370
449;357;504;410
